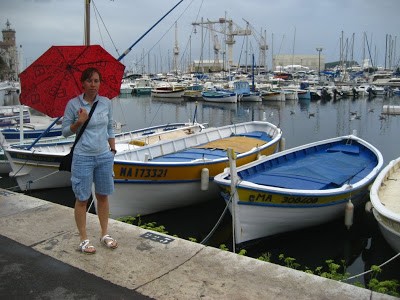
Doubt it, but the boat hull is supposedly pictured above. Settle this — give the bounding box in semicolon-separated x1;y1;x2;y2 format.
201;90;237;103
215;135;383;244
240;93;262;102
109;181;220;217
372;209;400;253
1;127;62;141
151;89;185;98
220;184;369;244
261;91;285;101
370;157;400;252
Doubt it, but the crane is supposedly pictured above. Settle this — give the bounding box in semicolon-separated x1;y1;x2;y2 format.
213;34;221;69
242;18;269;71
192;17;251;67
173;22;179;74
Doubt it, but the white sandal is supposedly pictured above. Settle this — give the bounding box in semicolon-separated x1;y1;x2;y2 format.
100;234;118;249
77;239;96;254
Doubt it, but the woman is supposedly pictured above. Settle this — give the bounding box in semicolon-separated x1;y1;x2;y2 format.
62;67;118;254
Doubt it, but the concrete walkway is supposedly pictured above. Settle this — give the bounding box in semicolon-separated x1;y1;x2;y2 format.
0;188;397;300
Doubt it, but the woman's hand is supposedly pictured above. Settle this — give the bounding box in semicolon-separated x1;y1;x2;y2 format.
77;108;89;125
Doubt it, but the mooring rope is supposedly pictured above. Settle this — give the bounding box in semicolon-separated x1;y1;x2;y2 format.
341;252;400;282
200;193;232;245
24;170;60;191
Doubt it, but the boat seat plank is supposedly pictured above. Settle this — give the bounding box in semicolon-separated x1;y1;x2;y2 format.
196;134;269;154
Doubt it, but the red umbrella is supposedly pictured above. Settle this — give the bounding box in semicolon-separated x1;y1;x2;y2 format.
19;45;125;118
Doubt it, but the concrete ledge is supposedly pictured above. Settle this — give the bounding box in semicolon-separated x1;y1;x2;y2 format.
0;188;396;299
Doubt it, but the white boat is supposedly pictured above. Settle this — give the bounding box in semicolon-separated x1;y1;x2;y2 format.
120;79;135;94
369;157;400;253
261;89;285;101
355;84;385;97
108;121;282;218
0;81;20;106
0;105;63;174
0;105;31;127
381;105;400;115
201;89;237;103
133;77;152;95
0;122;206;190
151;82;185;98
214;134;383;244
182;83;204;101
280;88;299;100
233;81;262;102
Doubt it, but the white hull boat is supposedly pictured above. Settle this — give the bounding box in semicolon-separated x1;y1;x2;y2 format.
151;82;185;98
0;122;206;191
108;121;282;218
214;135;383;244
370;157;400;253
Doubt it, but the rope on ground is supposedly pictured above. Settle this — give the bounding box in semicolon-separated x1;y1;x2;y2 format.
200;194;232;245
341;252;400;282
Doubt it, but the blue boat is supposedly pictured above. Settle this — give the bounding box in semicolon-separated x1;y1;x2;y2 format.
1;127;62;141
214;134;383;244
201;89;237;103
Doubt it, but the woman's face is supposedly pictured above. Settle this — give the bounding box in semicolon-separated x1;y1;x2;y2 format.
82;72;101;97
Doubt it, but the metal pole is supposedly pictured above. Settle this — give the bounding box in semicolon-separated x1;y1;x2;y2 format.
316;47;323;82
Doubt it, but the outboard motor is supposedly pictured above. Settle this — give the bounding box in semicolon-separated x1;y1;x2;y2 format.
352;87;359;98
321;87;331;100
367;86;376;99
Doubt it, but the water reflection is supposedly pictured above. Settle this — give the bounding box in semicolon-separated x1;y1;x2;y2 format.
114;93;400;288
4;92;399;290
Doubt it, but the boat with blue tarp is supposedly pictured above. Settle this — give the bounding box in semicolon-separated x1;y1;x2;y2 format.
214;134;383;244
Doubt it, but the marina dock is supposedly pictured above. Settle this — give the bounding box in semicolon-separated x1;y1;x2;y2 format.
0;188;396;300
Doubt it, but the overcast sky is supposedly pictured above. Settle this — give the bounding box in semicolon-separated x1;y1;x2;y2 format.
2;0;399;73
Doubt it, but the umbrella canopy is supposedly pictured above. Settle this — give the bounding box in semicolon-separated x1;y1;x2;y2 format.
19;45;125;117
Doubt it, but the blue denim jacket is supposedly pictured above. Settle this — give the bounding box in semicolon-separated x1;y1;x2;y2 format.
61;94;115;156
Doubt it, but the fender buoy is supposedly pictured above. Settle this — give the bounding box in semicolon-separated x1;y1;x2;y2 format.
344;199;354;229
201;168;209;190
365;201;372;213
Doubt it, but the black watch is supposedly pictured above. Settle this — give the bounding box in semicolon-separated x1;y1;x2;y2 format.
110;149;117;154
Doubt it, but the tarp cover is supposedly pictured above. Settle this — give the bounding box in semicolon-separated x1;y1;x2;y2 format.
242;150;369;190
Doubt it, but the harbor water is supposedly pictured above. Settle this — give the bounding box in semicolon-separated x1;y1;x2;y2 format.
2;93;400;288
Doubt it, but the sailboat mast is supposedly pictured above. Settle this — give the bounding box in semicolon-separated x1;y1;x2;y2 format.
85;0;90;45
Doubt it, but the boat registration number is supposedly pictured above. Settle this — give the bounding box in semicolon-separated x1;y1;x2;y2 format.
248;193;319;204
118;167;168;178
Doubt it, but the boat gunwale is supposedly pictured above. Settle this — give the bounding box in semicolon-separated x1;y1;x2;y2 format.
370;157;400;222
5;122;207;154
113;121;282;164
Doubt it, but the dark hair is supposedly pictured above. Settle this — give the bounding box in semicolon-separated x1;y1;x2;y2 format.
80;67;102;82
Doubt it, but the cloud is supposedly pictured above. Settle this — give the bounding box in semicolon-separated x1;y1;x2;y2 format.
2;0;400;71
